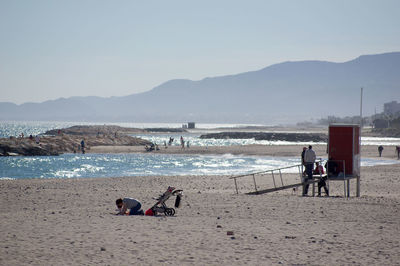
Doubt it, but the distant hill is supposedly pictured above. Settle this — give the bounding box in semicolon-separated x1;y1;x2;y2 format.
1;52;399;124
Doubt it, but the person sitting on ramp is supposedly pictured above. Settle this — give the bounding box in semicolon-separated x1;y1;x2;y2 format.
115;198;144;215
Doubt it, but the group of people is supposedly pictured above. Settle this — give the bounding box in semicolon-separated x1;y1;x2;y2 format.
148;136;191;151
301;145;329;197
379;145;400;159
145;143;159;152
378;145;400;159
73;140;86;154
165;136;190;149
21;133;40;144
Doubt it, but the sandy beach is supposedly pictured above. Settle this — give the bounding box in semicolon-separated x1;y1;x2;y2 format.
1;145;400;265
2;1;400;264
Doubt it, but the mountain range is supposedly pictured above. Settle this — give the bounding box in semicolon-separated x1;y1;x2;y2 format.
1;52;399;124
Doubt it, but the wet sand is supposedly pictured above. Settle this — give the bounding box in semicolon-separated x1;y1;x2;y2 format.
89;144;400;160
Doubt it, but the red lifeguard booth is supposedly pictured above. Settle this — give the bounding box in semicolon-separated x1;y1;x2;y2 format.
327;124;361;197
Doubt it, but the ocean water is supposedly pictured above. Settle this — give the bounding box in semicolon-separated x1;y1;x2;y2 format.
1;121;399;180
0;153;297;179
1;153;398;180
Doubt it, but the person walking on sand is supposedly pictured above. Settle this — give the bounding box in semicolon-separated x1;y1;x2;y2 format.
303;145;316;196
378;145;384;157
115;198;144;215
396;146;400;159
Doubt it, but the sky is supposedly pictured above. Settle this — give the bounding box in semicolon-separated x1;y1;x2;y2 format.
1;0;400;104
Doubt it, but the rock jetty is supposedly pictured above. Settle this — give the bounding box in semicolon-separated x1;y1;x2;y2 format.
0;138;59;156
369;128;400;138
0;125;152;156
199;132;327;142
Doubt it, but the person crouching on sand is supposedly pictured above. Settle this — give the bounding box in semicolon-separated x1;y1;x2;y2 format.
116;198;144;215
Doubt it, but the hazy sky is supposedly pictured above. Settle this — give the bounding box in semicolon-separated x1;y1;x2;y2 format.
1;0;399;104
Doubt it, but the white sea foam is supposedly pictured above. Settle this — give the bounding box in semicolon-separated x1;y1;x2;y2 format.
0;177;16;180
54;170;81;178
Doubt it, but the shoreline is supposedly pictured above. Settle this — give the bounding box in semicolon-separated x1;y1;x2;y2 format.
88;144;400;160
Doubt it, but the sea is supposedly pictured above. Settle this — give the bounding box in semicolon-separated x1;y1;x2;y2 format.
1;121;399;180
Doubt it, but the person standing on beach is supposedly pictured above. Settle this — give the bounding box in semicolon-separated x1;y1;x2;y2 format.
303;145;316;196
301;147;307;176
180;136;185;149
80;139;85;154
396;146;400;159
378;145;384;157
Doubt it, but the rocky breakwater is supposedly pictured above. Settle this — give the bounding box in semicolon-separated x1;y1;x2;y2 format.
0;125;152;156
199;132;327;142
44;125;147;136
0;137;60;156
369;128;400;138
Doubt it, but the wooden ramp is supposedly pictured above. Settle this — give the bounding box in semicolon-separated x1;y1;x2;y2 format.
230;161;359;197
247;181;313;195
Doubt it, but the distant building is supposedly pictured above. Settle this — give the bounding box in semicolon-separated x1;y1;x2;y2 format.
373;118;389;129
182;122;195;129
384;101;400;115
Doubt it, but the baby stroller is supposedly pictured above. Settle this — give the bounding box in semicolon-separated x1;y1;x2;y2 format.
145;186;183;216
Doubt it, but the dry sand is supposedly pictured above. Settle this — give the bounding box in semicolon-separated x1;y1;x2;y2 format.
1;145;400;265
